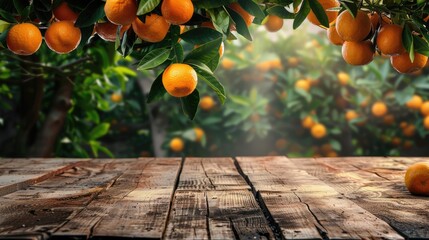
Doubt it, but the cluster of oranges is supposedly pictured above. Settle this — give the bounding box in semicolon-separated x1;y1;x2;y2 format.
310;0;428;74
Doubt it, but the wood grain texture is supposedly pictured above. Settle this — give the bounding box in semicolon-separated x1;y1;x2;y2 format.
291;157;429;239
236;156;404;240
54;158;181;239
0;158;89;197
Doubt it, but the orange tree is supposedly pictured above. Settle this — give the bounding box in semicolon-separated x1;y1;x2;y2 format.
1;0;429;157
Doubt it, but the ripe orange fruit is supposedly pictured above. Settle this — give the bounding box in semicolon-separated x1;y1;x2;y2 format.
336;10;371;42
302;116;316;129
265;15;283;32
275;138;287;150
132;14;170;43
170;137;184;152
228;3;254;27
199;96;216;111
402;124;416;137
405;162;429;196
383;114;395;125
194;127;204;142
161;0;194;25
406;95;423;110
337;71;349;85
295;79;311;91
420;101;429;116
376;24;405;56
327;23;344;46
95;21;130;42
311;123;327;139
45;21;81;54
111;93;122;103
222;58;235;70
424;116;429;130
6;23;42;55
391;137;401;146
288;57;299;67
371;101;387;117
342;40;374;65
391;52;428;74
104;0;137;26
369;12;390;30
307;0;339;27
53;2;79;22
162;63;197;98
345;110;358;121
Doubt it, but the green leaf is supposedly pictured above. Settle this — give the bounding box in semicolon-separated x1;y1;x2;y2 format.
188;60;226;104
413;35;429;56
147;73;167;103
402;24;414;61
0;9;17;23
267;6;294;19
180;89;200;120
293;0;310;29
13;0;29;17
194;0;233;9
89;123;110;140
339;1;358;18
184;38;222;71
137;0;161;15
237;0;265;20
329;139;342;151
395;86;415;105
138;48;170;70
308;0;329;28
75;0;105;28
171;42;184;63
227;6;252;40
180;27;223;45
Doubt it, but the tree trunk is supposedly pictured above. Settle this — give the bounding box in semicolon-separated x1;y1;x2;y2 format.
28;79;73;157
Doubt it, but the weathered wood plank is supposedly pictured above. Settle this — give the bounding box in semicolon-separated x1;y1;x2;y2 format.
0;158;89;197
237;156;404;240
166;158;274;240
292;157;429;239
54;158;181;239
0;159;128;238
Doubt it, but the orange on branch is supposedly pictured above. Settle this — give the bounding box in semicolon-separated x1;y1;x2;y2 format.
229;3;254;27
424;116;429;130
420;101;429;116
371;101;387;117
302;116;316;129
406;95;423;110
311;123;327;139
95;21;130;42
53;2;79;22
337;71;349;85
132;14;170;43
194;127;205;142
342;40;374;66
376;24;405;56
295;79;311;91
336;10;371;42
199;96;216;111
170;137;184;152
307;0;339;27
327;23;344;46
6;23;42;56
162;63;197;98
265;15;284;32
161;0;194;25
391;52;428;74
104;0;137;26
45;21;81;54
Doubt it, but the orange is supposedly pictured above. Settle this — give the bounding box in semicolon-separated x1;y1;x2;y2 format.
337;71;349;85
405;162;429;196
229;3;254;27
6;23;42;56
327;23;344;46
265;15;283;32
402;124;416;137
420;101;429;116
311;123;327;139
369;12;391;30
194;127;204;142
400;121;408;129
371;101;387;117
295;79;311;91
302;116;316;129
161;0;194;25
288;57;299;67
402;140;413;150
391;137;401;146
376;24;405;56
53;2;79;22
162;63;197;98
132;14;170;43
406;95;423;110
391;52;428;74
345;110;358;121
199;96;216;111
424;116;429;130
104;0;137;26
383;114;395;125
307;0;339;27
111;93;122;103
45;21;81;54
275;138;287;150
95;21;130;42
342;40;374;65
170;137;184;152
336;10;371;42
222;58;235;69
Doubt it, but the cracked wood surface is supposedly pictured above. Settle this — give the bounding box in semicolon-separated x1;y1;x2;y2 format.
0;156;428;239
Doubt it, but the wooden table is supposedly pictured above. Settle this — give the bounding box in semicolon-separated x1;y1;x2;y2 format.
0;157;428;240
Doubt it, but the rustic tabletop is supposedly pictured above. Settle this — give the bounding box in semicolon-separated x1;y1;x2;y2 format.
0;156;428;240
